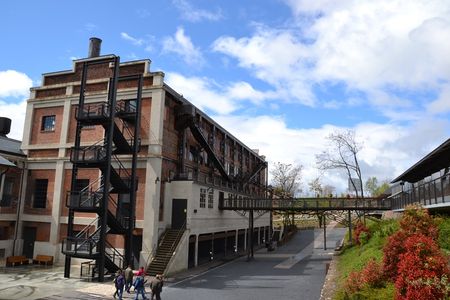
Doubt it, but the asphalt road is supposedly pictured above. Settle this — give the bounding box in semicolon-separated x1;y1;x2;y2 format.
163;226;346;300
0;226;345;300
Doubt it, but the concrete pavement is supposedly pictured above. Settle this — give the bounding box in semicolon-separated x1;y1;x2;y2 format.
0;226;345;300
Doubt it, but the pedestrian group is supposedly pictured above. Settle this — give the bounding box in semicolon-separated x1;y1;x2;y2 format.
113;265;164;300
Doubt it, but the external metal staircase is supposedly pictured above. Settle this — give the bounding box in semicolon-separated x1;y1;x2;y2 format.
62;56;143;282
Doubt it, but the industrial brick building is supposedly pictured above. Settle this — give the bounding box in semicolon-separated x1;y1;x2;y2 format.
12;38;269;279
0;118;26;260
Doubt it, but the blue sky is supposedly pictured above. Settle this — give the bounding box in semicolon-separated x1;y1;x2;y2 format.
1;0;450;193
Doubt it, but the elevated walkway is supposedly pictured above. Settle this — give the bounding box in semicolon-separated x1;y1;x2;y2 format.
219;197;391;211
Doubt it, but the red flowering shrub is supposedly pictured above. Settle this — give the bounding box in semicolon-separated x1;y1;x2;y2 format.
344;259;386;295
361;258;385;288
344;270;364;294
383;229;408;281
395;234;450;300
399;205;438;240
383;206;440;282
353;221;370;245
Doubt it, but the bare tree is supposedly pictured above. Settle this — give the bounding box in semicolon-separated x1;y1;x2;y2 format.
271;162;303;197
316;130;365;198
271;162;303;227
308;177;323;197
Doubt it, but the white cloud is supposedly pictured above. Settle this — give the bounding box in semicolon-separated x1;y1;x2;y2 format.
211;114;449;194
212;0;450;117
0;70;33;98
165;72;237;114
0;99;26;140
120;32;144;46
213;30;315;106
172;0;223;22
165;72;277;114
427;84;450;114
162;27;204;66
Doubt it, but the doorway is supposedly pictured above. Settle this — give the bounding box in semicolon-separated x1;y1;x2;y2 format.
22;227;36;258
171;198;187;229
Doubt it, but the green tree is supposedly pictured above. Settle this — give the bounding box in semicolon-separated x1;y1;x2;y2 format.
365;177;390;197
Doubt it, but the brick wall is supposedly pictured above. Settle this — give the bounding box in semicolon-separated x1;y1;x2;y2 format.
30;106;64;145
23;169;55;215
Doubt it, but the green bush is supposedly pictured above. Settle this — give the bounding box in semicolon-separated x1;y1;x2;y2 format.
437;217;450;252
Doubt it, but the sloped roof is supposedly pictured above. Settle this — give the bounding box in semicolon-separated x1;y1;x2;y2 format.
0;136;24;156
391;138;450;183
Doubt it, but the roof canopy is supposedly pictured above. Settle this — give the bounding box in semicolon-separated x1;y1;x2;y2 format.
0;155;16;167
391;138;450;183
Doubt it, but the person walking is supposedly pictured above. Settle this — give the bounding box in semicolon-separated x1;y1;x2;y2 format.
124;265;134;293
133;275;148;300
113;269;125;299
150;274;164;300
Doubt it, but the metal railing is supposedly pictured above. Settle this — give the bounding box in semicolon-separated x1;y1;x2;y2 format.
67;176;105;209
391;174;450;210
105;241;125;269
76;102;110;121
220;197;391;211
71;141;107;164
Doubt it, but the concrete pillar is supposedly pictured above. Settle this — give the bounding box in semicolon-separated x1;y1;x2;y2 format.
21;101;34;154
194;234;198;267
141;158;162;267
140;82;165;267
14;166;28;255
59;99;72;157
50;161;65;257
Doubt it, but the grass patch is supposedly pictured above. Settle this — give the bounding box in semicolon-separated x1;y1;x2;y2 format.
334;219;398;300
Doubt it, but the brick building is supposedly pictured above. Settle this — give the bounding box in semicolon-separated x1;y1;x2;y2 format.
17;39;269;278
0;117;26;259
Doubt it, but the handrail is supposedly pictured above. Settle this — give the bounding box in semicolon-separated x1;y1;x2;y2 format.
77;102;110;119
105;240;125;268
112;154;131;181
107;196;129;229
75;217;99;239
168;220;187;258
220;197;391;211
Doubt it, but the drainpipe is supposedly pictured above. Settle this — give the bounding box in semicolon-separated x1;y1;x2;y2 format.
12;161;26;256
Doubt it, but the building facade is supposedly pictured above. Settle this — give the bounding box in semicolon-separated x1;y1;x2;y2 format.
17;41;269;277
390;138;450;213
0;117;27;260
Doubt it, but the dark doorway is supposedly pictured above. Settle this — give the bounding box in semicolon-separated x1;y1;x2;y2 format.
132;234;142;268
188;235;196;269
22;227;36;258
171;198;187;229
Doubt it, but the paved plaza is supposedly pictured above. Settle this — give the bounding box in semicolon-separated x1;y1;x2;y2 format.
0;226;345;300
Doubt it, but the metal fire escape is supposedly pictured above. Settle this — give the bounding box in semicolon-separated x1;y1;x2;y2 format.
62;56;142;282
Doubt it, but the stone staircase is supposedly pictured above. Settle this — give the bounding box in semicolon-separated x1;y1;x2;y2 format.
147;228;185;276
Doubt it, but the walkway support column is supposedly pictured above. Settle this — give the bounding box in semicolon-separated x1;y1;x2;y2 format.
323;215;327;250
348;210;352;245
247;209;254;261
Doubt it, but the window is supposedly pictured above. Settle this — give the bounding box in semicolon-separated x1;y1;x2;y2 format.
200;188;206;208
0;178;14;207
41;115;55;131
74;179;90;192
33;179;48;208
208;189;214;208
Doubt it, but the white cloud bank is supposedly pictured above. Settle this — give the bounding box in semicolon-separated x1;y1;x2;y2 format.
0;70;33;98
212;0;450;116
0;70;32;140
212;114;449;193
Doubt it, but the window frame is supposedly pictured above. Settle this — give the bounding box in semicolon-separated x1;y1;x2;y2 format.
200;188;206;208
41;115;56;132
33;179;48;208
